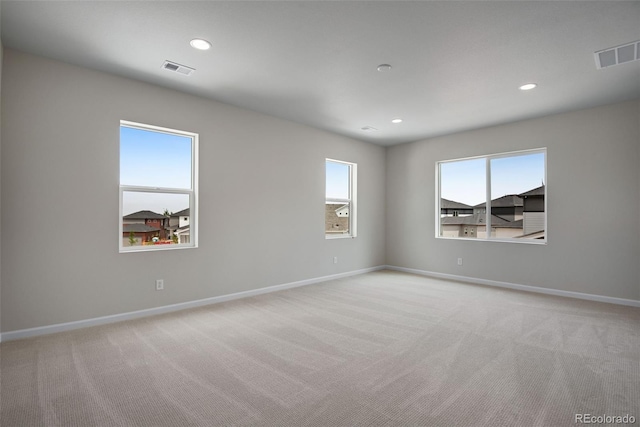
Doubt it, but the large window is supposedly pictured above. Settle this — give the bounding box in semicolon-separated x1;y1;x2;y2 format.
119;121;198;252
437;148;546;243
326;159;357;238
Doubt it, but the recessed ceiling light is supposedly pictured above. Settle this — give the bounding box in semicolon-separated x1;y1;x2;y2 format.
377;64;392;72
190;38;211;50
519;83;538;91
361;126;378;132
391;118;403;124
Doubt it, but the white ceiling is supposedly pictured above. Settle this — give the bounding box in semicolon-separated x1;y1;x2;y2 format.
2;1;639;146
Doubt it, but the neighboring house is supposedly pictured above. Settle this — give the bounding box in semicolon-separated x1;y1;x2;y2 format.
335;205;350;217
474;194;523;221
174;225;191;244
441;213;524;238
325;203;349;234
168;208;189;238
123;210;168;240
122;223;162;246
442;186;544;239
170;208;190;243
519;185;545;237
440;198;473;217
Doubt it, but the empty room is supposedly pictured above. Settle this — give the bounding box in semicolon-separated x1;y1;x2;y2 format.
1;1;639;426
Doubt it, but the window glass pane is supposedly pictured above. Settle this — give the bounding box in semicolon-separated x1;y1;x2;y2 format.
122;191;190;247
490;153;545;200
120;126;192;189
326;161;350;200
491;152;545;239
491;153;545;238
325;202;350;235
439;158;485;238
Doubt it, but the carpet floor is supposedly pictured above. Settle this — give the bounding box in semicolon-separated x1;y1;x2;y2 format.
1;270;639;426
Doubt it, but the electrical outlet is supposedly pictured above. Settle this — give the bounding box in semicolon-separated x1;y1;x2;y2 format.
457;258;463;266
156;279;164;291
333;256;338;264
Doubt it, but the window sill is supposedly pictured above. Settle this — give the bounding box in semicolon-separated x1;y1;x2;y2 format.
120;244;198;253
325;234;354;240
436;236;546;245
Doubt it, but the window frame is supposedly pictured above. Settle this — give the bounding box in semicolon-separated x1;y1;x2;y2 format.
325;158;357;239
436;148;547;244
119;120;199;253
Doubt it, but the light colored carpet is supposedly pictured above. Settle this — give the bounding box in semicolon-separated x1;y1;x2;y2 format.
1;270;639;426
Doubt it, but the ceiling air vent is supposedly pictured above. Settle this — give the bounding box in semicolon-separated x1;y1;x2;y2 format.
162;60;195;76
594;40;640;69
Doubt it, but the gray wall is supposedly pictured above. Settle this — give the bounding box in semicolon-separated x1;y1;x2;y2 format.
0;4;3;334
2;47;638;335
387;100;640;301
0;49;386;332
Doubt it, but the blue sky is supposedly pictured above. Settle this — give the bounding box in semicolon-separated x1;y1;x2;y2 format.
440;152;545;206
326;161;350;200
120;126;192;215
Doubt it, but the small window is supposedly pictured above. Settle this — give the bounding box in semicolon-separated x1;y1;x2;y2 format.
325;159;357;238
120;121;198;252
437;148;546;243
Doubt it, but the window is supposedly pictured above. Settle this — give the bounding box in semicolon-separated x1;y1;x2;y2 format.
119;121;198;252
437;148;546;243
325;159;357;238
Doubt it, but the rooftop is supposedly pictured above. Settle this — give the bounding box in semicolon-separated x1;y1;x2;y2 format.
475;195;523;209
520;185;546;197
123;210;166;220
172;208;190;217
441;214;523;228
441;199;473;210
123;224;161;233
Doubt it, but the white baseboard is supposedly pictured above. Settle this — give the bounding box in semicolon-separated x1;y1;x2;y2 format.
0;266;386;342
385;265;640;308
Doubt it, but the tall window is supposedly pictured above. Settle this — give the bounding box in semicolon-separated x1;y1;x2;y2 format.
437;148;546;243
119;121;198;252
325;159;357;238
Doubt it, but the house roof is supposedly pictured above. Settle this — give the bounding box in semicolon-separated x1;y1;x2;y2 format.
175;225;190;235
171;208;190;217
123;210;166;220
440;199;473;209
475;195;523;209
441;214;523;228
123;224;161;233
520;185;545;197
326;203;348;209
